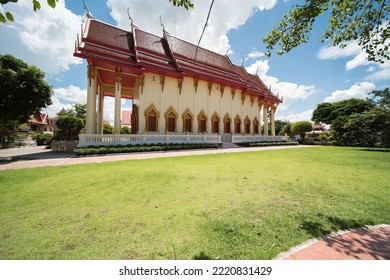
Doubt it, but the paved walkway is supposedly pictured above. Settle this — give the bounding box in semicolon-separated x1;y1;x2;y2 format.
275;224;390;260
1;145;389;260
0;144;310;171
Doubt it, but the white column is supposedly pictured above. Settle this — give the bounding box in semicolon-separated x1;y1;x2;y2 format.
96;83;104;134
263;104;268;136
271;106;276;136
114;70;122;134
86;64;97;134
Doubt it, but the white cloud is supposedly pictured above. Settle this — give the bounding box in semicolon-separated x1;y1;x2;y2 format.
317;41;362;61
248;50;264;59
53;86;87;104
323;82;376;103
279;109;314;122
317;40;390;77
44;85;87;117
107;0;277;54
245;59;270;77
246;61;316;112
0;0;83;75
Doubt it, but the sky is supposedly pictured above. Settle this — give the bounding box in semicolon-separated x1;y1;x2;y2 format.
1;0;389;124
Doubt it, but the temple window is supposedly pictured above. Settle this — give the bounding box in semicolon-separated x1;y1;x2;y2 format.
253;118;259;134
244;117;251;134
182;108;194;133
198;111;208;133
144;104;159;132
211;113;220;134
165;107;178;133
224;114;231;134
234;115;241;134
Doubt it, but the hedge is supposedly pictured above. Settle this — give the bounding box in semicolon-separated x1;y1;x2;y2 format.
74;143;220;156
236;141;298;147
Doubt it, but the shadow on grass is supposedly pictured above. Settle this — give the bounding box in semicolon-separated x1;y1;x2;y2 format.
300;215;373;238
192;251;212;260
359;148;390;153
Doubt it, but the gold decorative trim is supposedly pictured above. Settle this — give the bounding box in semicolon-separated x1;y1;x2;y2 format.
193;78;199;93
160;75;165;92
177;78;183;95
231;88;236;100
220;85;225;98
208;81;213;96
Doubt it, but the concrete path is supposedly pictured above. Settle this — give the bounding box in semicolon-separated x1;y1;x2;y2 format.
0;144;309;171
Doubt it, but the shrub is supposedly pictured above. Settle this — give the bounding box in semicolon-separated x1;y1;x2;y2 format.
32;133;53;146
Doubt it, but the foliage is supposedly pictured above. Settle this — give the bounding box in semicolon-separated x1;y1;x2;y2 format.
264;0;390;63
1;147;389;259
1;0;192;24
0;54;52;144
103;122;113;134
291;121;313;141
120;126;131;134
313;88;390;147
0;0;58;24
278;120;293;136
312;98;374;124
236;141;298;147
342;106;390;147
55;115;83;141
368;87;390;108
168;0;193;9
32;133;53;146
74;143;219;156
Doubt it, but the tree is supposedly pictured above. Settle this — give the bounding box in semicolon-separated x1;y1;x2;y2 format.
312;98;374;124
103;122;114;134
55;115;83;141
54;103;86;141
0;0;193;24
291;121;313;141
264;0;389;63
341;88;390;147
0;54;52;144
120;126;131;134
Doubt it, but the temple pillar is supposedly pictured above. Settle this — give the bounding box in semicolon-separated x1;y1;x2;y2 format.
271;106;276;136
263;104;268;136
96;83;104;134
114;70;122;134
86;64;97;134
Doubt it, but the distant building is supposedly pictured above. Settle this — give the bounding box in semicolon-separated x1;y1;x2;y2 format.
28;113;55;134
121;110;132;129
74;16;285;147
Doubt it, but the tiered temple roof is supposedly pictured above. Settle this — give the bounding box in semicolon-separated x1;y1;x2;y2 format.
74;18;281;103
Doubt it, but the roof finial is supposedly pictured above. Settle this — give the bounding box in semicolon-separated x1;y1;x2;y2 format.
256;66;259;76
225;48;230;56
241;56;246;67
82;0;94;18
160;15;168;35
127;7;134;28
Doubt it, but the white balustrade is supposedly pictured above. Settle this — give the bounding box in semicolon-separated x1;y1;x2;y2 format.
78;133;288;147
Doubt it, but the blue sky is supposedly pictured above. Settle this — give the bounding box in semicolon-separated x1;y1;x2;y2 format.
1;0;389;124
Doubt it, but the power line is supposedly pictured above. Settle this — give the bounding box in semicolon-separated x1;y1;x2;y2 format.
194;0;215;62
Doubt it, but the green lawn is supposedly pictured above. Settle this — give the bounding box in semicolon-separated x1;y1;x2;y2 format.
1;147;389;260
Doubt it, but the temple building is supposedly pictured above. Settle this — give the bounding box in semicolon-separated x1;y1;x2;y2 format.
74;16;285;147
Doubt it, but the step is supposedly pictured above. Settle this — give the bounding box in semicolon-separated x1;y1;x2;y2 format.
221;142;241;149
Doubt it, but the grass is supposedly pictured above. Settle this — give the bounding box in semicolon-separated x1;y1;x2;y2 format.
0;146;389;260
